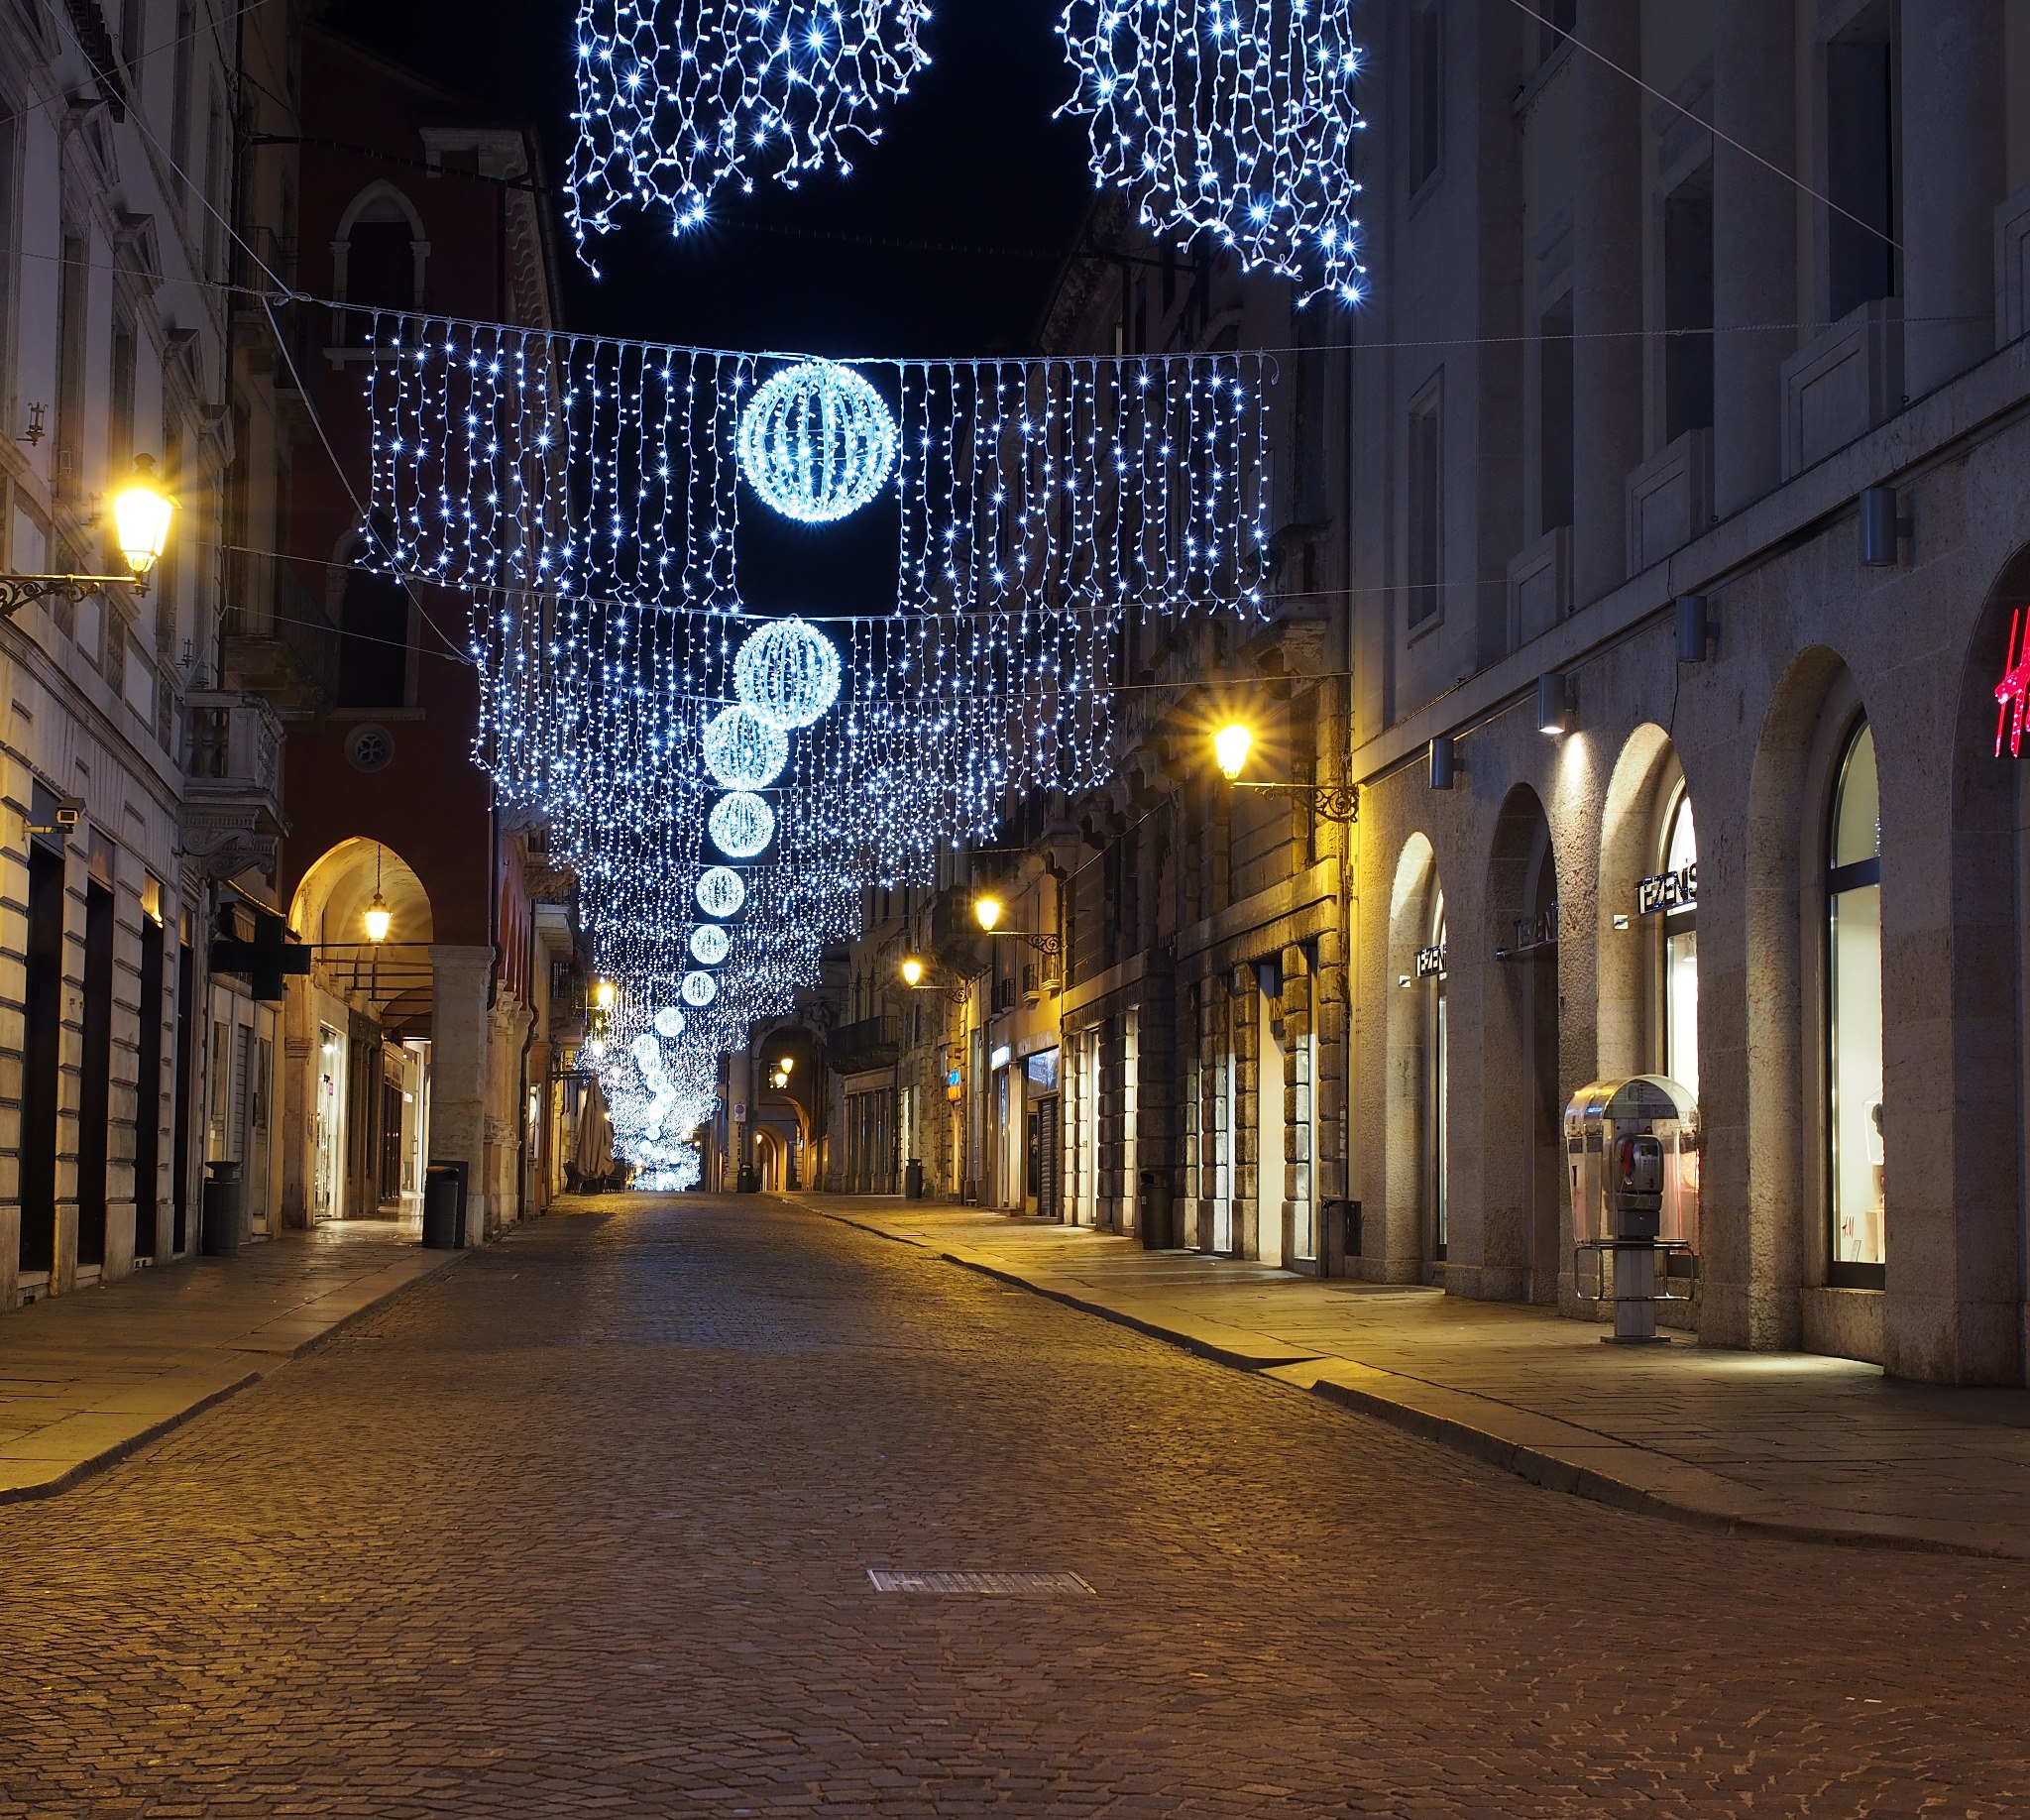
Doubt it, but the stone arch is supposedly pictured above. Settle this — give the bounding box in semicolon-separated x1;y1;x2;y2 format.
1736;644;1859;1352
1482;784;1560;1304
1596;723;1682;1081
1383;833;1442;1278
1937;546;2030;1382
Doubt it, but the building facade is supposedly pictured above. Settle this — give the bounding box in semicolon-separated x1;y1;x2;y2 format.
793;0;2030;1392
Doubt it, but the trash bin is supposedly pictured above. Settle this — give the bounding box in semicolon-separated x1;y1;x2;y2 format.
1138;1169;1175;1249
904;1159;925;1200
422;1161;468;1250
200;1160;245;1258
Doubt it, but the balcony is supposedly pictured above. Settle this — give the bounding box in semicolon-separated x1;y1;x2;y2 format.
829;1015;902;1077
182;690;288;881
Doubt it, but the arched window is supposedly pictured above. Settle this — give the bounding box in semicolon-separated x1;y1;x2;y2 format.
1659;786;1699;1099
1427;890;1448;1261
1828;718;1884;1287
341;191;420;311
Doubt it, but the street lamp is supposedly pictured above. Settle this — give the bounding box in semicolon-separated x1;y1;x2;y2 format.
900;955;967;1002
594;980;618;1010
970;892;1061;959
1210;722;1359;822
364;892;392;943
0;455;174;616
778;1056;795;1076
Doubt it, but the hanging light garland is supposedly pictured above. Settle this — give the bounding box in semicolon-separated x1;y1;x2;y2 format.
1058;0;1368;305
568;0;935;260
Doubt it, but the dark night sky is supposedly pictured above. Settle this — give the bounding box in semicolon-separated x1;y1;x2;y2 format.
322;0;1099;362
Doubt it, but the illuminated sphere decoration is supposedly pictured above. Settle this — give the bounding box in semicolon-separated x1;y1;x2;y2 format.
701;704;790;790
653;1005;687;1039
734;617;844;731
696;865;748;919
690;923;732;966
737;361;897;523
709;790;777;858
681;969;720;1007
631;1032;662;1072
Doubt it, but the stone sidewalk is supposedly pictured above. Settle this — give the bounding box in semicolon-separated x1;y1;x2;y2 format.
0;1219;462;1502
793;1194;2030;1558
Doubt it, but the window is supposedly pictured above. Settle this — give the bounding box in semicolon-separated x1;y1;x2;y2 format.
1408;380;1442;627
1662;163;1715;442
337;535;410;706
343;195;420;312
170;1;194;196
120;0;144;67
1659;788;1699;1100
1537;0;1575;64
1826;24;1898;318
0;106;18;353
1410;0;1443;190
1538;293;1573;534
1427;891;1449;1260
55;230;88;495
1827;719;1884;1286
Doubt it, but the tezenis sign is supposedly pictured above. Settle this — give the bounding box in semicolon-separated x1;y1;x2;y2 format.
1996;607;2030;756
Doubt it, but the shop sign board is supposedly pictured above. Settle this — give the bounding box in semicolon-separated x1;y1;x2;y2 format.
1997;606;2030;756
1414;944;1447;978
1636;863;1697;916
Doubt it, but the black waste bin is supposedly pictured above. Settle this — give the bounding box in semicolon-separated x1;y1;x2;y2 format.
904;1159;926;1200
422;1161;468;1250
1138;1169;1176;1249
200;1160;245;1258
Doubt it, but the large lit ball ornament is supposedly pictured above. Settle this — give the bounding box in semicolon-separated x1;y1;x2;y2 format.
690;924;732;966
733;617;843;731
737;361;897;523
701;705;790;790
653;1005;687;1039
632;1032;663;1073
696;865;747;919
681;969;720;1008
709;790;777;858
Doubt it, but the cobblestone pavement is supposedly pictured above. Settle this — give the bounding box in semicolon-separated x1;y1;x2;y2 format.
1;1195;2025;1818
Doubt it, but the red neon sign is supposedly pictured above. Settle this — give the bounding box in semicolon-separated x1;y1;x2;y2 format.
1997;607;2030;757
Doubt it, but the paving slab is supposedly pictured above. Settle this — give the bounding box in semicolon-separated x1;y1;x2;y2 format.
0;1218;463;1504
795;1193;2030;1557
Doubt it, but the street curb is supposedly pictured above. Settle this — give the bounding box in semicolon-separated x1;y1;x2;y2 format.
0;1248;469;1510
794;1198;2029;1562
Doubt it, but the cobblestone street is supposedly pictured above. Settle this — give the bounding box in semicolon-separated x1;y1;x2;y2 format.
1;1195;2025;1818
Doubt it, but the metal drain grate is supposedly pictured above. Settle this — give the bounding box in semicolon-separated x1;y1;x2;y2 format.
867;1568;1093;1596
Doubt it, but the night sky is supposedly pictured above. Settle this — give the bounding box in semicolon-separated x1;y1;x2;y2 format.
322;0;1100;360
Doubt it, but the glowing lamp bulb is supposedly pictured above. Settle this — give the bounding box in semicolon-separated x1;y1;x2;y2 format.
1214;723;1254;780
112;455;173;579
364;892;393;944
902;957;925;986
778;1056;794;1075
973;896;1003;932
595;980;618;1010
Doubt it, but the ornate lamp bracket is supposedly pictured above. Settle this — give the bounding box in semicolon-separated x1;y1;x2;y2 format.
1232;780;1360;823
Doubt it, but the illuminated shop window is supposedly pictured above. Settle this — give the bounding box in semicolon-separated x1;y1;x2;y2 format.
1828;720;1885;1285
1660;788;1699;1101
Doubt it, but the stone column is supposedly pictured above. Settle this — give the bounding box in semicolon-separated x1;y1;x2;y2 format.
1569;0;1644;606
727;1045;751;1190
1900;0;2003;398
1711;0;1797;518
429;945;495;1244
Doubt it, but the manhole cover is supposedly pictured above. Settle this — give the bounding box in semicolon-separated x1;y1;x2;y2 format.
868;1569;1093;1596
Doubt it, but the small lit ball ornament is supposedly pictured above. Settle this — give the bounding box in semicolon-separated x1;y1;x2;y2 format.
701;705;790;790
696;865;747;918
681;969;720;1007
653;1005;687;1039
709;790;776;858
690;924;732;966
631;1032;662;1073
733;617;843;731
737;361;897;523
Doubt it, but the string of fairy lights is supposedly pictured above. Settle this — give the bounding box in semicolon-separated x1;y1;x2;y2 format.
374;2;1358;1187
